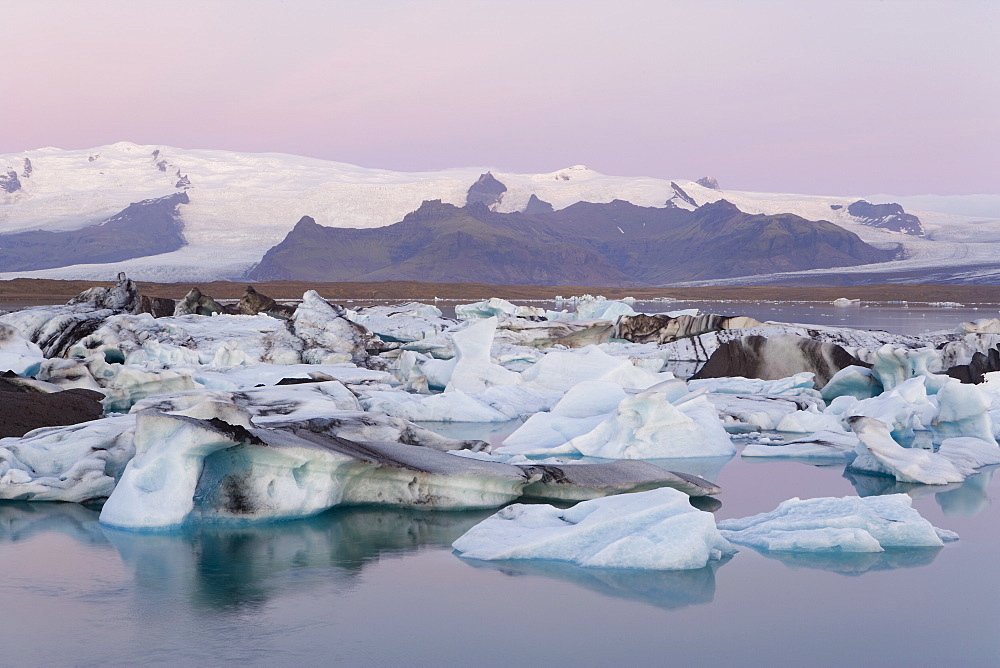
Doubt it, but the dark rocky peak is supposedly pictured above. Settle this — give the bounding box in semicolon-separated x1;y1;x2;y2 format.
88;154;100;162
694;198;742;220
523;193;555;215
404;199;462;222
151;149;160;160
847;199;924;236
696;176;720;190
830;204;843;210
156;160;168;172
667;182;698;208
848;200;904;218
465;172;507;209
293;215;319;230
21;158;32;178
175;170;191;188
0;170;21;193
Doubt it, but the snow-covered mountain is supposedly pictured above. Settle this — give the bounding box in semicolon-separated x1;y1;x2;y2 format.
1;141;998;284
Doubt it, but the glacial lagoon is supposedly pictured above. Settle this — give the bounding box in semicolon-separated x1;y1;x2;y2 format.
2;304;999;665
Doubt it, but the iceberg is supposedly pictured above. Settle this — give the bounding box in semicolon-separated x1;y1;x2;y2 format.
292;290;376;366
455;298;544;320
741;430;859;460
718;494;956;552
452;488;735;570
100;408;721;529
0;322;45;376
69;312;305;367
520;345;672;393
847;417;1000;485
0;415;137;502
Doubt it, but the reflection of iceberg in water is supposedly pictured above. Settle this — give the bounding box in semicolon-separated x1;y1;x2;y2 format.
459;557;728;611
744;545;943;576
936;465;996;517
0;502;106;545
845;465;996;518
101;506;493;611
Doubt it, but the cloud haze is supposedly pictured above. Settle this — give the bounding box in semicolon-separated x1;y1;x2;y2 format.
4;0;997;195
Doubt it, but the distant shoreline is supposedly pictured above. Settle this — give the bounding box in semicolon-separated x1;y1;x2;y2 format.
2;278;1000;306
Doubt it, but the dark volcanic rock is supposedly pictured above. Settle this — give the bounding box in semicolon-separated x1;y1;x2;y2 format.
174;287;225;316
21;158;32;178
691;334;866;386
234;285;296;318
668;182;698;208
523;194;555;215
248;197;896;286
0;170;21;193
945;346;1000;384
847;200;923;236
0;192;188;272
139;295;176;318
466;172;507;209
0;378;104;438
696;176;720;190
617;313;765;344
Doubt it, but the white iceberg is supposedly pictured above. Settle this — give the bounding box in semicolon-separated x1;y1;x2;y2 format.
741;430;859;460
718;494;956;552
848;417;1000;485
0;322;45;376
0;415;137;502
452;487;735;570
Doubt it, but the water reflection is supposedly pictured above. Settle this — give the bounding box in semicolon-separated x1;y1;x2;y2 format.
0;501;106;544
0;502;493;612
935;466;996;517
845;466;996;518
460;557;728;611
742;546;943;576
102;507;495;611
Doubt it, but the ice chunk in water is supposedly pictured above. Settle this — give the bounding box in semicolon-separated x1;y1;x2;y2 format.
452;488;735;570
718;494;956;552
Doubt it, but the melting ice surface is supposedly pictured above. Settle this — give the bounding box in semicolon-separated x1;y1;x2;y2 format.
2;304;1000;664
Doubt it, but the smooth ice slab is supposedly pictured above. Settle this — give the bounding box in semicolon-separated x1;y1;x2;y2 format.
452;487;735;570
718;494;956;552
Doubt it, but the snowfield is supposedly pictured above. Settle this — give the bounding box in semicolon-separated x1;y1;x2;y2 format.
2;142;998;283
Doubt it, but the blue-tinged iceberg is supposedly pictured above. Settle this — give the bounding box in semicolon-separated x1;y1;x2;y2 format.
718;494;956;552
452;488;735;570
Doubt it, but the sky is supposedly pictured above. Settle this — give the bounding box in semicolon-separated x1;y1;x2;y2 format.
4;0;997;196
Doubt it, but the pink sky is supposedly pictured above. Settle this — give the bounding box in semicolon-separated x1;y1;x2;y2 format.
4;0;997;195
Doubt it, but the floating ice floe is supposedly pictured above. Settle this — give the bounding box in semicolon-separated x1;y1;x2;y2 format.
718;494;956;552
741;430;859;460
520;345;674;393
455;298;545;320
293;290;376;365
68;312;305;367
500;382;734;459
346;302;453;343
99;407;720;529
847;417;1000;485
0;415;137;502
0;322;46;376
452;487;735;570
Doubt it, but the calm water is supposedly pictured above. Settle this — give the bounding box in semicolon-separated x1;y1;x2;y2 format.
2;306;999;666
